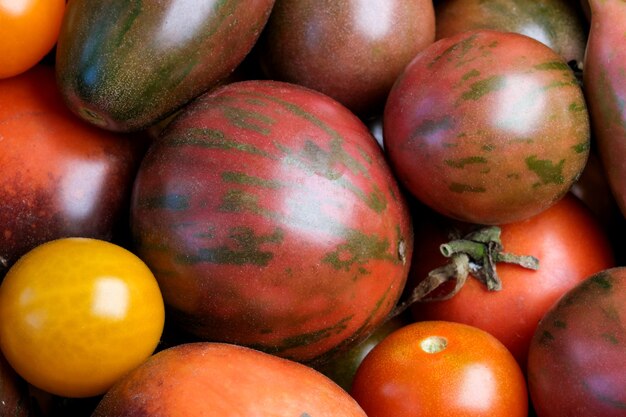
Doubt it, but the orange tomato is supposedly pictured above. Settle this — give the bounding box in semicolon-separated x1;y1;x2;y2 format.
0;0;65;78
350;321;528;417
0;238;165;398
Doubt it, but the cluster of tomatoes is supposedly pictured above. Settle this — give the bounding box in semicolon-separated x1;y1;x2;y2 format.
2;1;626;417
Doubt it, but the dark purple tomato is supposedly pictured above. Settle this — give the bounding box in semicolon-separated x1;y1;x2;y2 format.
0;65;147;278
383;30;590;225
435;0;588;67
527;267;626;416
257;0;435;117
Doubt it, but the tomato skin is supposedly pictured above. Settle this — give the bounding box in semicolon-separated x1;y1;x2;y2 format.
350;321;528;417
0;0;65;78
527;267;626;416
0;238;165;398
383;30;589;225
409;193;615;368
257;0;435;116
92;342;368;417
0;65;148;277
435;0;587;65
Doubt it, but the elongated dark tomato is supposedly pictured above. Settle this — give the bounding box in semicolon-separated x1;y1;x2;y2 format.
583;0;626;219
130;80;413;364
55;0;275;132
384;30;590;225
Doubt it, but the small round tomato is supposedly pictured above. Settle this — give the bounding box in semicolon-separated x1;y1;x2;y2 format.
0;0;65;78
527;268;626;416
0;238;165;398
351;321;528;417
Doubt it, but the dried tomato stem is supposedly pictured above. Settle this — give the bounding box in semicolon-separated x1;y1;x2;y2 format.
387;225;540;321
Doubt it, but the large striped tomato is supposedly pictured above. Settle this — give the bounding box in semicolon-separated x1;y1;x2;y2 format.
130;80;413;364
384;30;590;225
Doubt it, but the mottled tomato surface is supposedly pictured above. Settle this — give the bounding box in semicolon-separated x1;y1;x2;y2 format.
435;0;588;66
351;321;528;417
583;0;626;219
92;342;367;417
527;267;626;416
257;0;435;116
384;30;590;225
409;193;615;369
0;65;147;278
130;80;413;364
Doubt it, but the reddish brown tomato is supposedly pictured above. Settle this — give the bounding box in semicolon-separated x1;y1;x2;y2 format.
527;267;626;416
384;30;590;225
350;321;528;417
409;193;615;369
435;0;588;66
0;65;148;276
257;0;435;116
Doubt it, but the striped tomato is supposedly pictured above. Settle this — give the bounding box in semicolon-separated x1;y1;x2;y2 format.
384;30;590;225
130;80;413;364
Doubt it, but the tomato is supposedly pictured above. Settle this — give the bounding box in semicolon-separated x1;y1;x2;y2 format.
527;267;626;416
383;30;589;225
408;193;615;368
0;238;165;398
434;0;588;66
0;65;148;278
257;0;435;116
350;321;528;417
0;0;65;79
92;342;368;417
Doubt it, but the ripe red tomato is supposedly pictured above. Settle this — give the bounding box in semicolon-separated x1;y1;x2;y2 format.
0;0;65;78
527;267;626;416
409;193;615;368
0;65;148;277
350;321;528;417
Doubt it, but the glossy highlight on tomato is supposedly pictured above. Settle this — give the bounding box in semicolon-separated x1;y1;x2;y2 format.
0;238;165;398
351;321;528;417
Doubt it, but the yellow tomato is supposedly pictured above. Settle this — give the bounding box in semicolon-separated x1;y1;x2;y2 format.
0;238;165;398
0;0;65;78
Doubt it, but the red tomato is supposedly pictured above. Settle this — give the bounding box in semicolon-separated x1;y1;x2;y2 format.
0;65;148;276
527;267;626;416
350;321;528;417
409;193;615;368
0;0;65;78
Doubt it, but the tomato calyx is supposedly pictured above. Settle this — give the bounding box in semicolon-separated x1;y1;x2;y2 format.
390;226;539;318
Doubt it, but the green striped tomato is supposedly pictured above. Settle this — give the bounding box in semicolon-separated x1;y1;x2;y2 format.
384;30;590;225
55;0;275;132
130;80;413;364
